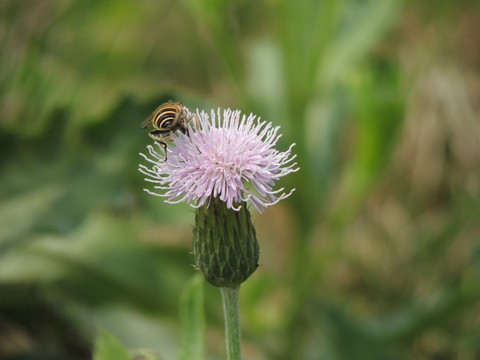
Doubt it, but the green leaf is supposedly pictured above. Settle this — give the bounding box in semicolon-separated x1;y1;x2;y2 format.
0;185;64;252
177;274;205;360
93;329;131;360
320;0;403;87
329;62;405;224
306;303;403;360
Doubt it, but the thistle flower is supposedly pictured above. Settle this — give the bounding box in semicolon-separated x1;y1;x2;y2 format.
139;108;298;213
139;106;298;359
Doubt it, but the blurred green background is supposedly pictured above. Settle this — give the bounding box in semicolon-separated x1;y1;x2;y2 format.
1;0;479;359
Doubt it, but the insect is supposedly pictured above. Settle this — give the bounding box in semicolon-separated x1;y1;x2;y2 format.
141;101;196;160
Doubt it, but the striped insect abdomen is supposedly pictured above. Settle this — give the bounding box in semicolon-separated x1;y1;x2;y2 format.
154;106;180;130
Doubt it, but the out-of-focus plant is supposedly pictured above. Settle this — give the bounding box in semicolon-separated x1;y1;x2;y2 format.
1;0;480;359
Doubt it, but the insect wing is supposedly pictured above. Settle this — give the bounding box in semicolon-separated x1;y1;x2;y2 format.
140;117;153;129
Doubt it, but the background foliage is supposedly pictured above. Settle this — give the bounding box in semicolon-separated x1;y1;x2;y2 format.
1;0;479;359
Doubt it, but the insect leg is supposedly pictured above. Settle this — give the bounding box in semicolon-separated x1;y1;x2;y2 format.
186;113;200;133
148;130;169;160
160;141;168;161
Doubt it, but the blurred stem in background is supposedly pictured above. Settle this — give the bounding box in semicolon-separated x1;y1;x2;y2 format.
275;0;332;355
182;0;252;107
277;0;404;357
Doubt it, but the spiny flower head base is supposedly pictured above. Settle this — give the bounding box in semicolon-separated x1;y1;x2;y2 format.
139;108;298;213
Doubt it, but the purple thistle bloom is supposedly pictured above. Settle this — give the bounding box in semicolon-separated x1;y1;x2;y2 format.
139;108;299;213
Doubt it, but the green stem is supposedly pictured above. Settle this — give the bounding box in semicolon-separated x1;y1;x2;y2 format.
220;286;241;360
